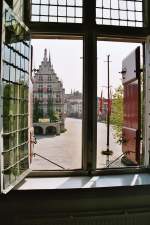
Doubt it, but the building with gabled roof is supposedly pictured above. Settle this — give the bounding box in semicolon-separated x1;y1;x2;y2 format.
33;48;65;120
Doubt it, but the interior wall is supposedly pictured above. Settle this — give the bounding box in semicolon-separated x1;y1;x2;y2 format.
1;187;150;225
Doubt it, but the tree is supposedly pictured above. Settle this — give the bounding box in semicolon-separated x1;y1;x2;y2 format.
110;85;123;142
47;98;59;122
47;98;54;121
33;99;43;122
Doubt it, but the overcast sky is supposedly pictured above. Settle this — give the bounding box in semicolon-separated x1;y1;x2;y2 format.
31;39;141;96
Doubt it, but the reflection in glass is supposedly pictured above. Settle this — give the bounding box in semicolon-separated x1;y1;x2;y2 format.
2;4;30;189
9;66;16;82
3;63;10;80
4;45;10;62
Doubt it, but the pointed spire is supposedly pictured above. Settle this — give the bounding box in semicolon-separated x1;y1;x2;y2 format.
49;51;50;62
49;50;51;66
43;48;47;62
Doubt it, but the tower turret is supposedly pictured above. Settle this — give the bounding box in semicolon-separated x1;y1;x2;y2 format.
49;51;51;67
43;48;47;62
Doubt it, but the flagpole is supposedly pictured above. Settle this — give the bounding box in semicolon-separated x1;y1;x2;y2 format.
107;55;110;153
102;55;113;165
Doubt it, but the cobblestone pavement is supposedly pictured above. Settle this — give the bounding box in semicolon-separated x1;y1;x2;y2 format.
31;118;122;170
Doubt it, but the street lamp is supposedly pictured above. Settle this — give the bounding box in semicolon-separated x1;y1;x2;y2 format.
101;55;113;166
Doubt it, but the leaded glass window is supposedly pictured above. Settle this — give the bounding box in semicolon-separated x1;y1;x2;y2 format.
0;2;30;193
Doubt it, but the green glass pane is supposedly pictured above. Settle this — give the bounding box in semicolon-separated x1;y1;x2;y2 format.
14;84;18;98
18;131;24;144
24;86;28;99
24;129;28;142
3;135;9;150
19;85;24;98
9;134;14;149
19;115;24;129
10;167;16;183
14;116;17;130
24;116;28;127
13;100;17;115
24;143;28;156
3;83;11;98
10;149;15;166
14;147;19;163
18;131;21;144
3;116;17;133
22;101;25;113
9;116;13;132
13;133;17;147
10;84;14;97
9;99;15;115
3;116;9;133
24;101;28;113
4;133;17;150
3;99;10;116
13;163;20;177
19;100;24;114
3;151;11;169
21;116;24;128
18;100;21;114
19;145;24;159
19;160;25;174
24;157;29;170
19;158;29;174
3;170;10;189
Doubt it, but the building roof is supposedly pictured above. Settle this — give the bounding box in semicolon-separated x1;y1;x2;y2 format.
35;48;55;75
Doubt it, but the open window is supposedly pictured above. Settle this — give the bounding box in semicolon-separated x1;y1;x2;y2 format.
121;46;141;166
0;2;31;193
30;38;83;171
97;41;143;169
1;0;150;193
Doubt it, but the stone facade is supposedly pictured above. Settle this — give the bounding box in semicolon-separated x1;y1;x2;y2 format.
64;91;82;118
33;49;65;119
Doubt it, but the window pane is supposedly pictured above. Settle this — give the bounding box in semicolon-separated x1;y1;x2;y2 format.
32;0;40;3
32;5;40;14
67;7;74;17
58;6;66;16
31;0;83;23
31;39;83;170
96;0;143;27
1;3;30;193
41;5;48;15
58;0;66;5
97;41;143;168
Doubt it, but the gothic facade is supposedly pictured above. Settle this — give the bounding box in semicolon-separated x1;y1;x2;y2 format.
33;49;65;119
